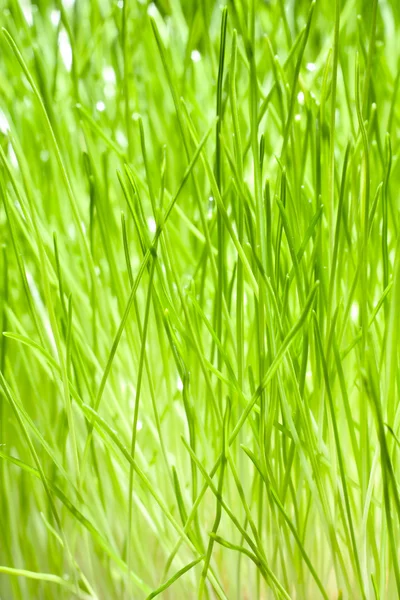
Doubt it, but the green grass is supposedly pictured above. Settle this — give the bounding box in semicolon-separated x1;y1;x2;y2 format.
0;0;400;597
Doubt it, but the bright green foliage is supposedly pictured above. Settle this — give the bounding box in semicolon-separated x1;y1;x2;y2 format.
0;0;400;598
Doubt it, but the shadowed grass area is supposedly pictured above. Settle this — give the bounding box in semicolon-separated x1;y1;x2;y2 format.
1;0;400;598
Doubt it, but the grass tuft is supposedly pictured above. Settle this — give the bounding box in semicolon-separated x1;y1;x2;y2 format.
1;0;400;598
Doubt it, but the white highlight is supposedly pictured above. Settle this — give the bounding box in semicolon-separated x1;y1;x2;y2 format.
96;101;106;112
50;9;61;26
8;143;18;168
177;376;184;392
116;130;128;148
102;66;116;84
147;217;157;234
350;302;359;323
207;196;214;220
68;223;76;241
0;110;10;134
306;62;317;72
297;91;305;105
147;2;158;17
191;50;202;63
58;31;72;72
22;2;33;26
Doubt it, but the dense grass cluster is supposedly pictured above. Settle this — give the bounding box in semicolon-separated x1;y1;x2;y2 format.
1;0;400;598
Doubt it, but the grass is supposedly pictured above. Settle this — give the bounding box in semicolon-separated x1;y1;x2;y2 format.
0;0;400;597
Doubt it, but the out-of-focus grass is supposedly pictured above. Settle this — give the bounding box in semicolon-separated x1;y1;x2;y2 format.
1;0;400;598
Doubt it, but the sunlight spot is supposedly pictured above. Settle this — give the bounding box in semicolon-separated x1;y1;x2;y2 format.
58;30;72;72
40;150;50;162
207;196;214;220
116;130;128;148
68;223;76;241
50;9;60;26
147;2;158;17
103;66;116;84
306;62;317;72
137;420;143;432
351;302;359;323
0;110;10;134
295;113;301;122
177;376;184;392
147;216;157;234
191;49;202;63
8;143;18;168
22;1;33;26
297;91;305;105
103;66;116;99
96;101;106;112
